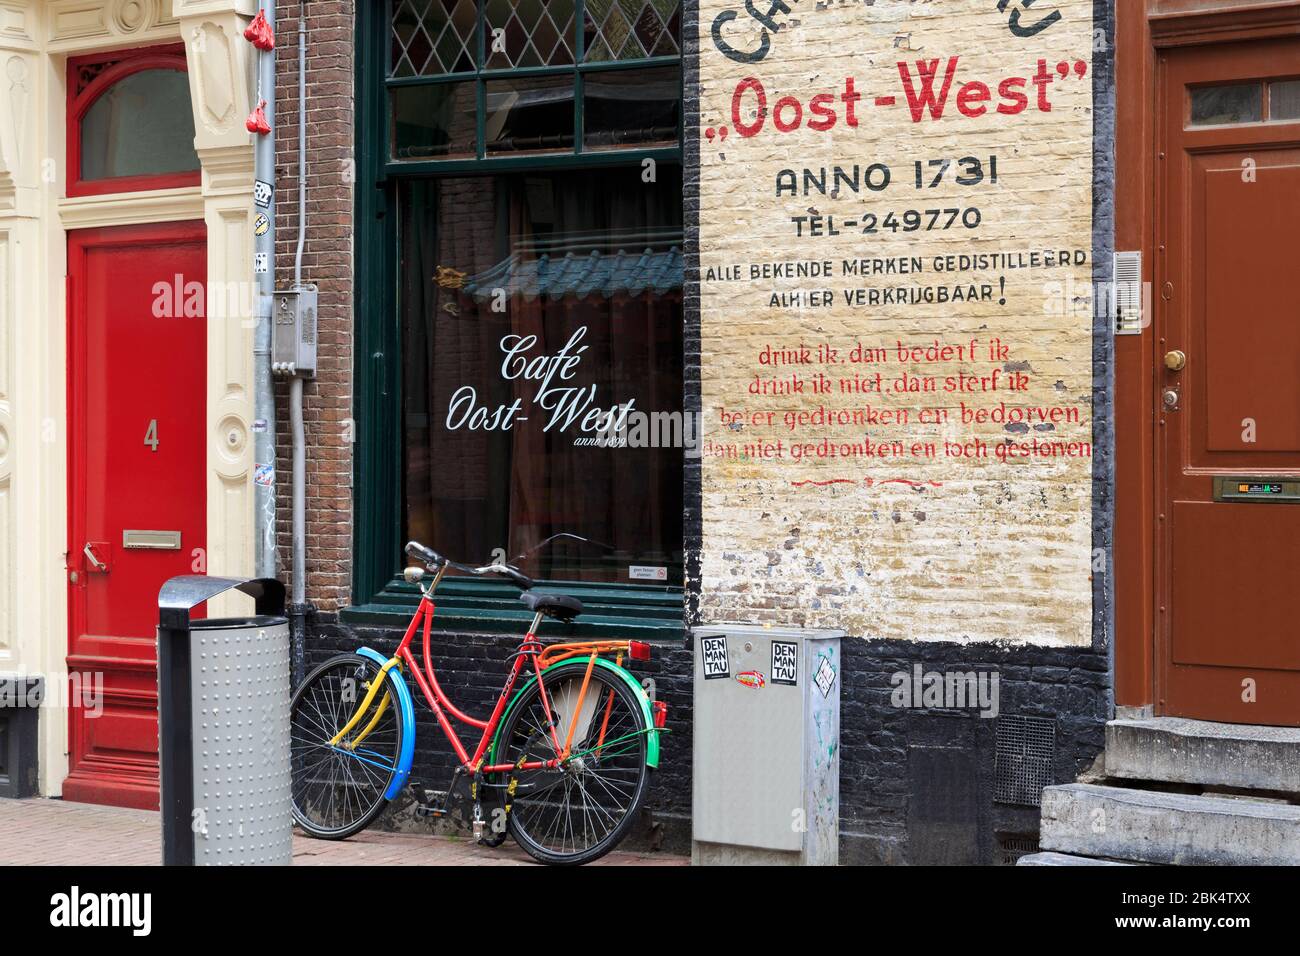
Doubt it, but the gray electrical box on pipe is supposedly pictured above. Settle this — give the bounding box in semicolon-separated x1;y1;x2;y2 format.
158;576;291;866
272;284;318;377
691;624;842;865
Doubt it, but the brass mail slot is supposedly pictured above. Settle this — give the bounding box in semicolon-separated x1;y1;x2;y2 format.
122;530;182;550
1213;477;1300;504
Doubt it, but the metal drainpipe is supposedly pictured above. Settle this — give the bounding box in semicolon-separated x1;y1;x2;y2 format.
289;11;308;677
252;0;277;581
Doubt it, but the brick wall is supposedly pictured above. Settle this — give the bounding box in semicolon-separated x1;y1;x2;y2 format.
273;0;355;613
681;0;1114;864
284;1;1116;864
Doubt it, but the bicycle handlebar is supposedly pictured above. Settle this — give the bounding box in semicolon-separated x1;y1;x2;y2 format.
404;540;535;590
404;541;443;567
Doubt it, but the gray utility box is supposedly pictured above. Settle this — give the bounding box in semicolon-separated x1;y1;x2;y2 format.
158;576;291;866
692;624;843;865
272;284;318;377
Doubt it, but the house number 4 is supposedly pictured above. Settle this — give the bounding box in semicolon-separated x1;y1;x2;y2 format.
144;418;159;451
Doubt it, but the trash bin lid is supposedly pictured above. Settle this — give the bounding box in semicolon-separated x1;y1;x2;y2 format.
190;614;288;631
158;575;286;630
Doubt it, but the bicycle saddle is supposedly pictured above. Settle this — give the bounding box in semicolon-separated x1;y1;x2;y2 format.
519;591;583;623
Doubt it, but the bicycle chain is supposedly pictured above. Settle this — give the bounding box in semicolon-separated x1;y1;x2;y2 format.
472;717;557;848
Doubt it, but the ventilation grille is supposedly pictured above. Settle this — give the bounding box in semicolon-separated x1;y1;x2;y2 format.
994;714;1056;806
1112;250;1144;334
996;833;1040;866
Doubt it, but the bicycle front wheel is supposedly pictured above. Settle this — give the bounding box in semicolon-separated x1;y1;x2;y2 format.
290;653;405;839
495;660;651;865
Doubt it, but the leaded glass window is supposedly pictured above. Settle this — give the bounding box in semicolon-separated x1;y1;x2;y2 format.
583;0;680;62
387;0;681;161
391;0;477;76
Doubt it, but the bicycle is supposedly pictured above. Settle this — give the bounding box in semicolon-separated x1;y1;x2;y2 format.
289;540;668;865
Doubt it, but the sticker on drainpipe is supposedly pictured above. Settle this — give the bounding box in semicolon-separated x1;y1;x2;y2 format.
254;463;274;487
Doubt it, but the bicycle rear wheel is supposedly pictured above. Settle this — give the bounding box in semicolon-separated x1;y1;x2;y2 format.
495;660;651;865
290;653;404;839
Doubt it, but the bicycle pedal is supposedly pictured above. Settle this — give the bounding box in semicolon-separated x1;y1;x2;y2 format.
408;783;449;818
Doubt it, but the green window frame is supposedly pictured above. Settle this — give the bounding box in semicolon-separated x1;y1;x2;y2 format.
348;0;686;638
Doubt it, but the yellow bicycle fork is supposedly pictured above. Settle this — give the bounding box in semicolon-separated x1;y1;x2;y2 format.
328;656;400;750
330;564;446;750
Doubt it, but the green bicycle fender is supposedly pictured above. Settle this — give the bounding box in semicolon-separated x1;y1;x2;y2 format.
489;657;659;769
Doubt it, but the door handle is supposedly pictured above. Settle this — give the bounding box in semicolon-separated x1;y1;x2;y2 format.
83;542;110;573
1164;349;1186;371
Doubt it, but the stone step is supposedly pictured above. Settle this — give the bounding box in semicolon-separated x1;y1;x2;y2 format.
1016;851;1137;866
1106;718;1300;793
1039;783;1300;866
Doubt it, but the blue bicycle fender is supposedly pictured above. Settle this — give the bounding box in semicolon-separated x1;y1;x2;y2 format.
355;646;415;800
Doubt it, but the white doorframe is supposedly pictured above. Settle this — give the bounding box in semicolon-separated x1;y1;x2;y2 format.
0;0;258;797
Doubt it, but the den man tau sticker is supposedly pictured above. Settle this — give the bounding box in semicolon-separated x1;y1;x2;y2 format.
771;640;798;685
701;635;730;679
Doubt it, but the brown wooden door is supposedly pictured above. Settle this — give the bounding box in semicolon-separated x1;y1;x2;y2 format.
1158;39;1300;725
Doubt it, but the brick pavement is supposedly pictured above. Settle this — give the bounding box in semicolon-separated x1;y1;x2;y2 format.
0;799;687;867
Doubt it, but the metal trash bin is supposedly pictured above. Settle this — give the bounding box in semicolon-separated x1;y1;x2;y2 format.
158;575;290;866
692;624;843;865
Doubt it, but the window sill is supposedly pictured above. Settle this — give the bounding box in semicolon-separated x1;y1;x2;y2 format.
341;577;685;641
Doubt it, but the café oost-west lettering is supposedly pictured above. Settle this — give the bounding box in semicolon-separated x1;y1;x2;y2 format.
444;326;638;437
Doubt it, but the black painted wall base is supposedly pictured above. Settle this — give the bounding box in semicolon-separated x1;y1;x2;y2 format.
306;611;1106;865
0;676;43;799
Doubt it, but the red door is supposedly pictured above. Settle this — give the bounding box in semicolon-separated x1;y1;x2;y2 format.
65;221;207;809
1157;39;1300;725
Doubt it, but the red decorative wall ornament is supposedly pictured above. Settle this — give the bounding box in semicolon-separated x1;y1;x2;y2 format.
246;99;271;134
244;9;275;50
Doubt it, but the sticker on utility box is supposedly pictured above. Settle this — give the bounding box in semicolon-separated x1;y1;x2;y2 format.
629;565;667;581
770;641;798;685
814;655;837;698
701;636;729;680
736;670;766;689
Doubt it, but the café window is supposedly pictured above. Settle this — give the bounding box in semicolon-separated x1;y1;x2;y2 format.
355;1;684;619
400;169;684;584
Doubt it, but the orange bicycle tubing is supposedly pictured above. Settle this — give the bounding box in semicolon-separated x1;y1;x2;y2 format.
537;640;632;670
561;653;601;757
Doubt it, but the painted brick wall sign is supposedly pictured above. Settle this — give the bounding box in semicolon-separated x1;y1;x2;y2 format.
698;0;1096;646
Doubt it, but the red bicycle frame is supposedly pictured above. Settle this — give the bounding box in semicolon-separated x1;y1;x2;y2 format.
390;585;654;775
390;591;557;774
